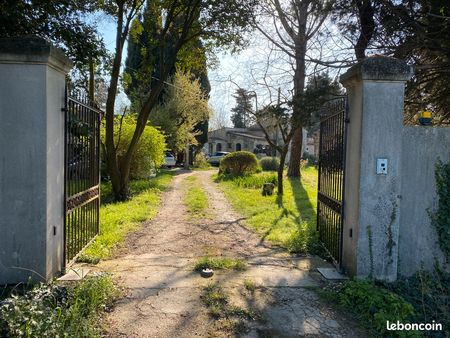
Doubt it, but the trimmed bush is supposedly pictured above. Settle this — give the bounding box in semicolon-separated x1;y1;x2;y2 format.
259;157;280;171
219;151;259;176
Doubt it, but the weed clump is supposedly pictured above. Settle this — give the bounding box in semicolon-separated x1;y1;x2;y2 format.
0;275;119;337
194;256;247;272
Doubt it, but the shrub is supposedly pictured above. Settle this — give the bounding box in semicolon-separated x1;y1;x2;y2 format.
0;275;118;337
322;280;416;337
219;151;259;176
385;268;450;337
101;116;166;179
259;157;280;171
429;158;450;259
302;152;317;166
193;152;209;168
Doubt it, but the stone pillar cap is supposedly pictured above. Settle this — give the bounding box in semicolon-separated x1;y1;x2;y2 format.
340;55;414;85
0;36;73;73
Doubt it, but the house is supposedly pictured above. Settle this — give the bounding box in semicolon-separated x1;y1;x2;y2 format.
206;124;316;159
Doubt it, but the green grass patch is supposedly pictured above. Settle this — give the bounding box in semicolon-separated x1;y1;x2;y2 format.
194;256;247;271
202;283;261;321
216;166;321;254
243;279;257;293
183;176;209;218
77;171;175;263
0;274;119;338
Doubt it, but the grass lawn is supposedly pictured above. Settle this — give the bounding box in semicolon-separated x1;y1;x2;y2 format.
77;170;175;263
216;166;321;254
183;175;209;218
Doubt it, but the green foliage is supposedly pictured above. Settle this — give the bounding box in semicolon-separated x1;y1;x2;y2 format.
0;275;118;338
230;88;253;128
429;158;450;259
151;70;212;154
219;151;259;176
77;172;174;263
102;116;166;180
385;269;450;337
259;157;280;171
323;280;417;337
216;167;320;254
193;152;210;168
0;1;106;68
194;256;247;271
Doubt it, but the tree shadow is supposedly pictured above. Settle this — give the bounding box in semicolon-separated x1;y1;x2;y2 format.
286;176;321;254
287;177;316;226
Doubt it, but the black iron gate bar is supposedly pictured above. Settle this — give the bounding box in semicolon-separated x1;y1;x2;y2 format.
316;97;348;268
63;88;102;265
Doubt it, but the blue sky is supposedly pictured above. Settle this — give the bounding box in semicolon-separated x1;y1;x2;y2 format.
95;12;349;129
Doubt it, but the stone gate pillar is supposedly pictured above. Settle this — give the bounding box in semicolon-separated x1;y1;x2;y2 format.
0;37;72;284
340;56;413;281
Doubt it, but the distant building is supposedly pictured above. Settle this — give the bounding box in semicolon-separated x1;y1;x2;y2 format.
206;124;316;160
206;126;271;156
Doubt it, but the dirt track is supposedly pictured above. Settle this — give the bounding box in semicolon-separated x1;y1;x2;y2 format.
98;170;364;337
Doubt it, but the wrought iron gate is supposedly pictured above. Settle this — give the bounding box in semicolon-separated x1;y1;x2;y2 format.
317;97;348;267
63;88;102;265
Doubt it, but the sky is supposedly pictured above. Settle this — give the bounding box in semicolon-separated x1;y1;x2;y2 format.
97;15;252;127
94;10;353;130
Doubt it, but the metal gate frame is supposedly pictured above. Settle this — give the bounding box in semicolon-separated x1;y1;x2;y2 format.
63;86;102;266
317;97;349;268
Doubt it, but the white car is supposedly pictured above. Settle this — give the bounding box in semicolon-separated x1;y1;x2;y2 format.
207;152;229;166
164;152;176;168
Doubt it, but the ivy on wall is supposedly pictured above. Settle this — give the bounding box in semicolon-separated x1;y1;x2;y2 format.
430;158;450;260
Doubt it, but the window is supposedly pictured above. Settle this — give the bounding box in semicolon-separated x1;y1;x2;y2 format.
236;143;242;151
216;143;222;152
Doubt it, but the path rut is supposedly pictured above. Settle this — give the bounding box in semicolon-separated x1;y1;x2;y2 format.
98;170;364;338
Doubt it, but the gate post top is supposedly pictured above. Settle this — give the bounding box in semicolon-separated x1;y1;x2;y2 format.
0;36;73;73
340;55;413;86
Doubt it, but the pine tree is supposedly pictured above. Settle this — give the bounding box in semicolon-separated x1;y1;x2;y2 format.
230;88;253;128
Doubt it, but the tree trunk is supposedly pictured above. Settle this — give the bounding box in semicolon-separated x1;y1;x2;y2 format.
184;143;189;169
355;0;375;61
277;148;288;195
88;59;95;102
287;4;307;178
287;127;303;177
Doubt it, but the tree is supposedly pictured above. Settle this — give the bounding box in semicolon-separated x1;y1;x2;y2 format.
0;0;105;66
254;103;293;196
104;0;256;200
230;88;253;128
334;1;450;124
151;70;212;168
124;11;212;159
103;115;166;179
253;0;334;178
298;72;343;131
0;0;108;98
